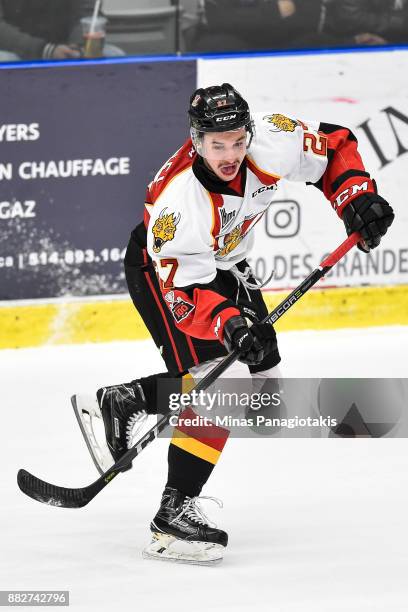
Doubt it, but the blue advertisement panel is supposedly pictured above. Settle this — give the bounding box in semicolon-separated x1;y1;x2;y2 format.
0;59;196;300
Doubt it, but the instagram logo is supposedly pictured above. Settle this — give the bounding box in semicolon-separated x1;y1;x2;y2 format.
266;200;300;238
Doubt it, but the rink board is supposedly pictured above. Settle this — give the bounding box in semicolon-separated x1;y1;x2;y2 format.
1;284;407;349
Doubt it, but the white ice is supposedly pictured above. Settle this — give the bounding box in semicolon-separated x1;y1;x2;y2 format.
1;326;407;612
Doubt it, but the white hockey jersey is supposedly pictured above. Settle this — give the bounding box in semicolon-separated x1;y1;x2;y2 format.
144;112;374;341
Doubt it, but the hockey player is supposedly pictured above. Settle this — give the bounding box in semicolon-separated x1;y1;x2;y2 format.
73;83;394;564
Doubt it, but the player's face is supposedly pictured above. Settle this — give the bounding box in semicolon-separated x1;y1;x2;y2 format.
202;128;247;181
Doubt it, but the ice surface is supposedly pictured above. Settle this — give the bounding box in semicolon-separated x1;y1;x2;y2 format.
1;327;407;612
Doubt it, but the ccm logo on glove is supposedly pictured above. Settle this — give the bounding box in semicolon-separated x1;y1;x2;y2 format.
331;179;375;216
342;192;394;251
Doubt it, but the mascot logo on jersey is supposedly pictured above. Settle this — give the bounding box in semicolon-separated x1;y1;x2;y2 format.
216;213;263;258
263;114;298;133
217;226;243;258
152;208;181;253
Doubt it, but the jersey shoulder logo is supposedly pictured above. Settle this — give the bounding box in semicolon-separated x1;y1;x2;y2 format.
152;208;180;253
263;114;299;133
164;291;195;323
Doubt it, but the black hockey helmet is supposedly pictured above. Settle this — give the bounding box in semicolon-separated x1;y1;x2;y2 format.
188;83;252;133
188;83;254;157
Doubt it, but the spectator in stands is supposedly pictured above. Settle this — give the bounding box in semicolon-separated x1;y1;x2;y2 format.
0;0;87;61
323;0;408;46
178;0;205;52
0;0;124;62
184;0;326;53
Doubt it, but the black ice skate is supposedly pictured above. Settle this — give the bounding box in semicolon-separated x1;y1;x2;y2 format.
143;487;228;565
71;382;148;475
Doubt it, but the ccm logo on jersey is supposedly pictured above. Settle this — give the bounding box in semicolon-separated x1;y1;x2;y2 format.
332;181;370;212
216;114;237;122
252;185;277;198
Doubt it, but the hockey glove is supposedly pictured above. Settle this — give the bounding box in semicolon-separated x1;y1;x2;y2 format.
223;315;276;366
342;192;394;252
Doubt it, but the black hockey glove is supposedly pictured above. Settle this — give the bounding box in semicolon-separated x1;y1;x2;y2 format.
342;192;394;252
223;315;276;366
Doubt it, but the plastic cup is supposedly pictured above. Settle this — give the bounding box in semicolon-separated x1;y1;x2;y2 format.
81;16;107;58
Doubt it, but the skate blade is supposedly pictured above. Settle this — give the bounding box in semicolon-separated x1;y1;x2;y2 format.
142;533;225;566
71;394;114;475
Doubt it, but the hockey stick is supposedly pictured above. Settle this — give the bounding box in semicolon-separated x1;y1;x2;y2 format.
17;232;361;508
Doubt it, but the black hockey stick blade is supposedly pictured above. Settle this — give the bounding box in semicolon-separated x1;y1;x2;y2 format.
17;408;170;508
17;468;109;508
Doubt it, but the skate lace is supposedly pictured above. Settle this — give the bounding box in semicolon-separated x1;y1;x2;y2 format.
171;496;223;527
126;411;148;448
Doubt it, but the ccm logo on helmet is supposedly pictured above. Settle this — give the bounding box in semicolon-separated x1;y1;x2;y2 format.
333;181;369;210
216;114;237;122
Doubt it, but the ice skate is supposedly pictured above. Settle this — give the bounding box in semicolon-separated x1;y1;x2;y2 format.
71;382;148;475
143;487;227;565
